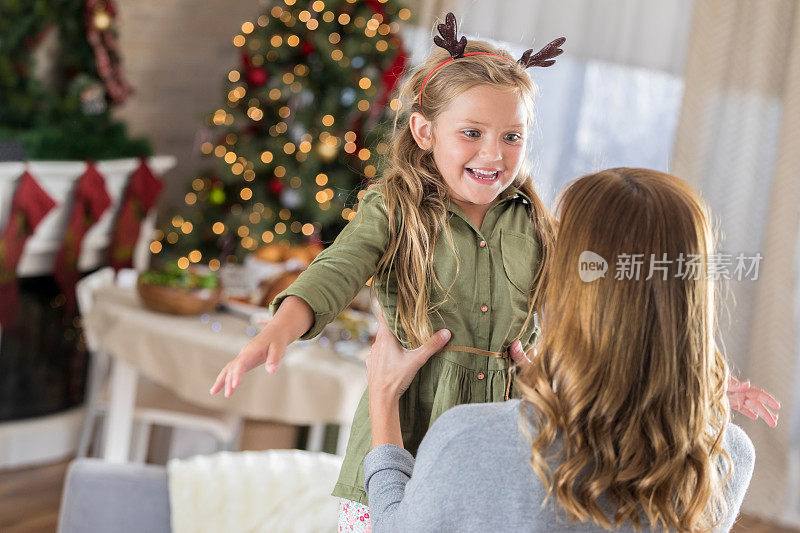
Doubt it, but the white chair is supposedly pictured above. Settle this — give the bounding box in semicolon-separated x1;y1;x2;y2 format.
76;267;243;462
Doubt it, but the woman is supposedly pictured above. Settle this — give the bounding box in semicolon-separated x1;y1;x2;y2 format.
364;168;778;532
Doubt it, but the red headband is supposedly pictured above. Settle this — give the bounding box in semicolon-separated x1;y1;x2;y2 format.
419;53;516;108
418;13;565;108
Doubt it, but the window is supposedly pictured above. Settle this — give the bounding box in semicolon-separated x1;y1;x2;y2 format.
529;54;684;207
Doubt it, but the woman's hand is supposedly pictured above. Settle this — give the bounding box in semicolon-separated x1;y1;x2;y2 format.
366;310;451;402
727;376;780;428
367;309;450;448
509;340;534;368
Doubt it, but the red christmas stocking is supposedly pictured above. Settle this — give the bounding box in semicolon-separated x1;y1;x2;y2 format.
54;162;112;314
0;172;57;327
108;158;163;271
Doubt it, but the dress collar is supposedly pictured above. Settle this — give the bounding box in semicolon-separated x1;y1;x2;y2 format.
500;184;533;205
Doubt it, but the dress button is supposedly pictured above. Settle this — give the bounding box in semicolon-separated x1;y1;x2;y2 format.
479;240;486;248
480;304;488;313
477;372;485;380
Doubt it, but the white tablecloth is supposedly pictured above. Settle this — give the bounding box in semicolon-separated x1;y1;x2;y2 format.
84;286;367;426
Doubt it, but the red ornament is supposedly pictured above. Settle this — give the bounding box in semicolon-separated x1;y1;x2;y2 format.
240;51;252;70
241;51;268;87
269;178;284;195
301;40;315;56
246;67;268;87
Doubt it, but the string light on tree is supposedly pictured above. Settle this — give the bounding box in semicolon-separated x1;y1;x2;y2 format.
93;8;111;31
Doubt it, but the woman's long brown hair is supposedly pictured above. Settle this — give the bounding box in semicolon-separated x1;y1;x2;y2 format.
516;168;731;531
369;40;556;347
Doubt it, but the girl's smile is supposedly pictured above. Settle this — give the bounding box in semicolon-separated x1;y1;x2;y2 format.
465;167;502;183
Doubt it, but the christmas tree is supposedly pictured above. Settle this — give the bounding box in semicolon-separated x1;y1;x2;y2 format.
0;0;151;159
154;0;411;271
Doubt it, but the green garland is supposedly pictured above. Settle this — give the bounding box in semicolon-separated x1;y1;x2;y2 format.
0;0;152;159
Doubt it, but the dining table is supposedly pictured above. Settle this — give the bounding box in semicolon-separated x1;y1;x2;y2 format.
83;284;368;462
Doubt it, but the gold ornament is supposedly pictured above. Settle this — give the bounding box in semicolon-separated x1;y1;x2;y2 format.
316;141;338;162
93;9;112;31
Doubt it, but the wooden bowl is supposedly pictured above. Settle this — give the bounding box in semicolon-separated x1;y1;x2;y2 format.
136;280;222;315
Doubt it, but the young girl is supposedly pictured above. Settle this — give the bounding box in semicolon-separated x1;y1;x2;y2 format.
211;12;562;525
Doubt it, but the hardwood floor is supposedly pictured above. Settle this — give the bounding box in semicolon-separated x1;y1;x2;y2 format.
0;459;68;533
0;418;299;532
1;456;797;532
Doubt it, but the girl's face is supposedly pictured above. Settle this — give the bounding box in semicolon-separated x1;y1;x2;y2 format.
409;84;529;210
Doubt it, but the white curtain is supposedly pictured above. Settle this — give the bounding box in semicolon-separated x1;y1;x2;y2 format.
673;0;800;525
452;0;694;76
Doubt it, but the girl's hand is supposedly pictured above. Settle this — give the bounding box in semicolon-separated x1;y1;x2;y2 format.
209;323;290;397
727;376;780;427
366;309;451;403
209;295;314;398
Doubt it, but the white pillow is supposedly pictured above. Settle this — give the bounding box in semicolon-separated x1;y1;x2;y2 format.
168;449;343;533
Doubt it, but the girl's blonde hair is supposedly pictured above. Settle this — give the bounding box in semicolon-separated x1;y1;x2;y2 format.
516;168;731;531
370;39;556;347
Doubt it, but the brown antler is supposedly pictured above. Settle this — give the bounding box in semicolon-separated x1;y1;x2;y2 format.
433;12;467;59
518;37;566;68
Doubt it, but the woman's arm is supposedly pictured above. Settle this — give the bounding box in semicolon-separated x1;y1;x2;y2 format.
369;399;403;448
362;311;452;530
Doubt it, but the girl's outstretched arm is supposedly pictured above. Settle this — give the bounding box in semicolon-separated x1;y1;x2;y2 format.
209;295;313;397
210;188;391;398
270;188;392;341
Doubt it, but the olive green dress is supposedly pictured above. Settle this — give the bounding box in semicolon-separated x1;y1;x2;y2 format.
271;185;541;505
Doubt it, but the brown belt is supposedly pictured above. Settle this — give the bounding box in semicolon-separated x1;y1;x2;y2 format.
440;345;508;358
440;345;515;400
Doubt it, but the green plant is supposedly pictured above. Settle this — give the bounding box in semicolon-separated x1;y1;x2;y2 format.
138;265;219;290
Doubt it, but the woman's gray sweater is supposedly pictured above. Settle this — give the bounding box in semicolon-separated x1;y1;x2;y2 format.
364;399;754;532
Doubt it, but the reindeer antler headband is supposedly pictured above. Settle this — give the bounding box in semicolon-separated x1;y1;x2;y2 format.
419;12;566;107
